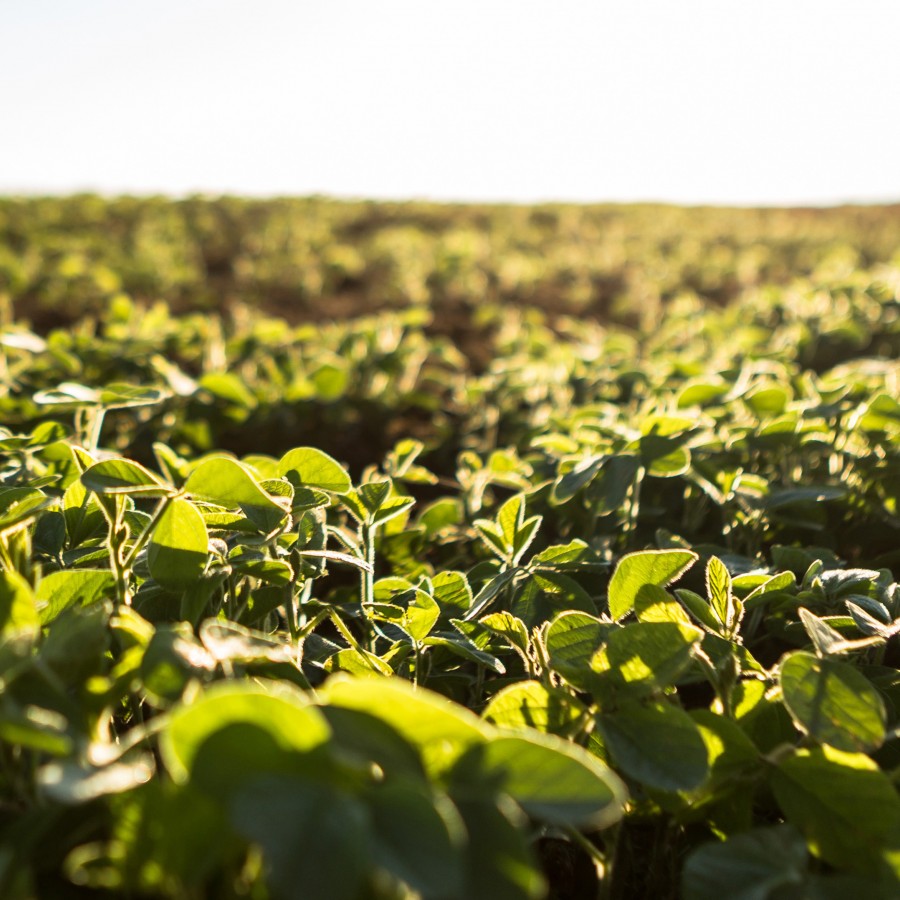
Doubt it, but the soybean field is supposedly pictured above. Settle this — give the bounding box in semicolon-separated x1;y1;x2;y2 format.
0;196;898;899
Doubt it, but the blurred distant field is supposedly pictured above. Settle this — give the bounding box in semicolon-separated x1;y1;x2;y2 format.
4;196;900;341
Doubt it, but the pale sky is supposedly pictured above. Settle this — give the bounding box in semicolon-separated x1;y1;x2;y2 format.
2;0;899;205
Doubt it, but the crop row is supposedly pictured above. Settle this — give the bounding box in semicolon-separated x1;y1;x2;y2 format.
3;196;900;331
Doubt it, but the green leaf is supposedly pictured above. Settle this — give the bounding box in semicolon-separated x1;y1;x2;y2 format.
0;487;55;535
148;498;209;591
530;539;591;567
230;553;295;585
432;570;473;618
402;588;440;642
744;385;790;417
321;676;490;776
33;510;66;557
96;383;169;409
83;781;229;894
81;458;173;497
422;634;506;673
675;588;723;635
324;647;394;677
497;494;526;547
480;612;531;658
608;549;698;621
0;569;39;640
419;498;463;536
779;651;886;753
483;681;586;735
185;456;288;532
550;456;604;505
312;362;349;399
770;746;900;873
642;438;691;478
464;569;518;621
706;556;735;632
198;372;256;408
741;570;796;607
367;780;465;898
511;515;542;566
860;393;900;431
676;380;728;409
371;495;416;528
682;825;809;900
634;583;692;625
277;447;352;493
586;454;640;515
62;479;105;546
33;382;167;409
36;569;115;624
159;681;331;788
355;481;392;516
545;611;610;691
454;797;545;900
321;705;424;777
798;607;880;657
475;519;510;559
385;438;430;478
512;571;596;628
690;708;761;794
230;776;370;900
42;601;110;683
458;731;627;829
597;701;709;792
593;621;704;698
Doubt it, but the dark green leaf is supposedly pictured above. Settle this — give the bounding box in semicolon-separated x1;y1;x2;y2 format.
770;746;900;873
682;825;809;900
779;651;886;753
598;701;709;792
148;498;209;591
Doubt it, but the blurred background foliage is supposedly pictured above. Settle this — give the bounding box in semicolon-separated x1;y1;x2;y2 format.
3;195;899;340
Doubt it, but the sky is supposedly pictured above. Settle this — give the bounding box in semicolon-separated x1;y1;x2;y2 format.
2;0;899;206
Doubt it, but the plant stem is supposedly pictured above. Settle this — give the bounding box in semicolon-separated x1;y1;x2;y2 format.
360;521;377;649
85;406;106;453
361;522;376;606
122;492;176;569
566;828;608;899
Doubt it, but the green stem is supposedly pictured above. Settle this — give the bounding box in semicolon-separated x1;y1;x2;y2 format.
625;467;645;548
361;522;376;605
329;609;367;658
106;502;132;607
296;577;313;629
297;608;330;641
413;641;421;688
122;492;177;569
0;537;14;572
85;406;107;453
566;827;608;898
360;521;377;649
283;591;298;641
598;822;622;900
693;646;732;717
